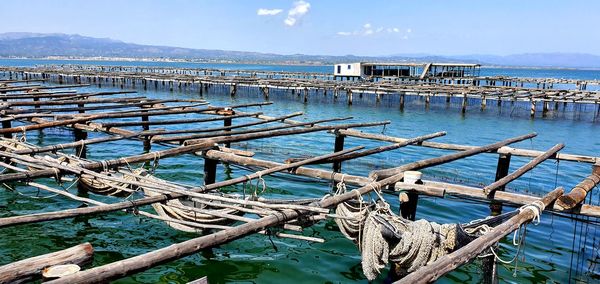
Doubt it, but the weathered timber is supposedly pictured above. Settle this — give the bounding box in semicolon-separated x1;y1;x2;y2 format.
555;161;600;210
369;133;537;180
100;112;263;128
0;243;93;284
395;188;564;284
45;171;407;284
0;146;362;228
286;131;446;165
154;116;356;142
483;143;565;195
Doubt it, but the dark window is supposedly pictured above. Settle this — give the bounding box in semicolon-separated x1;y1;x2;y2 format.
347;65;352;70
337;65;341;73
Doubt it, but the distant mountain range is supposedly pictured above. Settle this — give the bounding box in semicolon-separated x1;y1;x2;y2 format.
1;32;600;68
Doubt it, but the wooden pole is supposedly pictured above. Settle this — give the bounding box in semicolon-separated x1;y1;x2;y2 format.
203;157;218;185
490;154;511;215
332;131;345;173
370;133;537;180
45;171;405;284
555;161;600;210
483;143;564;195
0;243;94;284
0;146;363;228
395;188;564;284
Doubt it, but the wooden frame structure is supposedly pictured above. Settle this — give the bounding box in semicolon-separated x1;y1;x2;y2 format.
2;66;599;119
0;78;598;283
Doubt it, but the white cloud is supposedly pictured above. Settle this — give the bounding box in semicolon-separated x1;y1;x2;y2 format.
337;23;409;37
257;8;283;16
285;1;311;26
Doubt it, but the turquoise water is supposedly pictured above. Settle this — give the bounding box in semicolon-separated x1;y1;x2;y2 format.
0;60;599;283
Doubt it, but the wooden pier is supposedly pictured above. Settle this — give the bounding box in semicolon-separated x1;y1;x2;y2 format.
0;78;598;283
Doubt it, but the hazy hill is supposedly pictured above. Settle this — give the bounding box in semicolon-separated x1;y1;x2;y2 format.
1;32;599;68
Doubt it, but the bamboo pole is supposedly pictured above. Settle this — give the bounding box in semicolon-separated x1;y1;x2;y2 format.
0;243;94;284
394;188;564;284
483;143;564;195
370;133;537;180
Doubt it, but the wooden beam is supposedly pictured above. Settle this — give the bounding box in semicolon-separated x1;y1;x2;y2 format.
395;188;564;284
370;133;537;180
555;161;600;210
483;143;564;195
0;243;94;284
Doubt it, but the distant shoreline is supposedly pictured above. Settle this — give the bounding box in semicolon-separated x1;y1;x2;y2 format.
1;56;599;71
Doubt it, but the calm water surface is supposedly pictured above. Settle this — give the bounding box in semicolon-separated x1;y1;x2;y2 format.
0;59;599;283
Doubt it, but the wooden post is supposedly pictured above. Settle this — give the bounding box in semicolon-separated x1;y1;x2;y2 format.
542;100;549;117
303;88;309;103
400;93;405;110
480;96;487;111
2;120;12;139
530;99;536;118
490;154;511;215
229;84;237;97
347;89;353;105
461;93;467;114
332;132;345;173
74;100;88;158
223;115;232;148
203;157;218;185
141;105;151;152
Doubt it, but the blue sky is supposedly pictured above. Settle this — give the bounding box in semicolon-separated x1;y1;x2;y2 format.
1;0;598;56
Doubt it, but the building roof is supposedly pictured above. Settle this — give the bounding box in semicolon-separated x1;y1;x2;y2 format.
339;62;481;68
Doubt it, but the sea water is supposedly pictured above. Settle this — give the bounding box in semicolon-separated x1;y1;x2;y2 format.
0;59;599;283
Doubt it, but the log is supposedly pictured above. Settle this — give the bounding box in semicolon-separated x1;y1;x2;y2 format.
0;146;363;228
370;133;537;180
149;112;307;136
0;102;266;134
483;143;564;195
394;179;600;217
395;188;564;284
286;131;446;165
555;161;600;210
0;120;385;183
45;173;407;284
0;243;93;284
2;99;203;114
337;129;597;164
100;112;263;128
0;91;134;100
153;116;356;142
